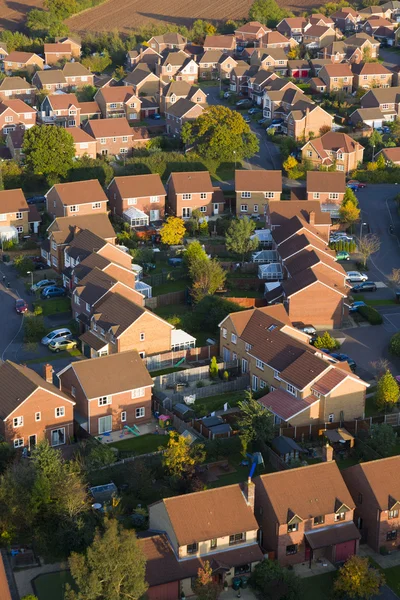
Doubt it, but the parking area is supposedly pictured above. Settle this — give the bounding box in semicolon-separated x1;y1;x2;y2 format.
381;311;400;334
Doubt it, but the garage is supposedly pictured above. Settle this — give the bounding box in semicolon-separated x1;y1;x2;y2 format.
335;539;357;563
147;581;179;600
292;70;300;78
301;70;309;78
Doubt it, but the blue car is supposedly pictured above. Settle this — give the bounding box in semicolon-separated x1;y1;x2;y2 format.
330;352;357;372
349;301;366;313
150;113;161;120
41;286;66;299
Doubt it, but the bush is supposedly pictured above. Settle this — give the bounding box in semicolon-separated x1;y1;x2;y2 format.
389;332;400;356
13;255;35;277
24;316;46;342
196;380;205;388
358;305;383;325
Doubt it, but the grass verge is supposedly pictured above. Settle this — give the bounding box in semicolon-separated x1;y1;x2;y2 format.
109;433;169;455
34;297;71;316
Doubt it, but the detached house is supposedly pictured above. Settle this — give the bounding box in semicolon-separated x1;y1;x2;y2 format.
40;93;82;127
0;360;75;450
235;21;270;44
303;25;336;49
62;62;94;89
167;171;224;218
277;17;308;42
32;69;68;92
46;179;108;218
44;43;73;65
55;36;81;58
351;62;392;89
203;35;236;54
161;81;206;114
199;50;224;79
107;173;166;225
69;127;97;159
286;104;333;141
235;169;282;217
306;171;346;217
353;86;400;125
84;117;135;157
302;131;364;173
124;64;161;96
165;99;204;136
126;46;161;71
345;33;380;61
0;76;36;104
331;7;361;32
147;33;187;54
157;51;198;83
94;85;141;121
147;484;263;595
255;462;360;567
0;99;36;136
316;63;354;94
58;350;153;435
2;51;43;74
0;188;29;236
342;457;400;554
259;31;298;51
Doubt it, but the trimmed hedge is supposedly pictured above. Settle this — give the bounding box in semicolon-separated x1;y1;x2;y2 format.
353;168;400;184
358;305;383;325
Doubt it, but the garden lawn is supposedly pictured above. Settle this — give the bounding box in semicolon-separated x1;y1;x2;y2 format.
109;433;169;455
209;452;274;488
152;277;190;295
300;572;336;599
33;570;76;600
383;566;400;596
24;348;81;364
193;390;245;417
34;297;71;316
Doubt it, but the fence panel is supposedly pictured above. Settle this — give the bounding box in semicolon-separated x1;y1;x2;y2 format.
144;345;219;371
153;361;238;389
145;290;186;310
161;375;250;403
262;444;289;471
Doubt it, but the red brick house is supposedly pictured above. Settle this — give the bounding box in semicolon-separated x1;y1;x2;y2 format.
259;31;298;51
69;127;97;159
0;360;75;450
147;33;187;54
2;51;44;74
44;43;73;65
342;457;400;554
167;171;224;218
0;99;36;136
84;117;135;157
39;93;82;127
94;85;141;121
107;174;166;225
46;179;108;218
306;171;346;217
277;17;308;42
0;188;30;237
302;131;364;174
58;350;153;436
235;21;270;44
266;199;331;240
55;36;81;58
32;70;68;92
0;76;36;104
254;462;360;566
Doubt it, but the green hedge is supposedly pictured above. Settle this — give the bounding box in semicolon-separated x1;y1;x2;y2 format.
353;168;400;184
358;305;383;325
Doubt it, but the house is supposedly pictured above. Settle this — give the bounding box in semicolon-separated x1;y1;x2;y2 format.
0;100;36;136
32;69;68;92
0;76;36;104
235;170;282;217
342;457;400;554
350;107;386;129
126;46;161;71
148;483;263;593
259;31;298;51
262;79;304;118
277;17;308;42
316;63;354;93
0;360;75;450
46;179;108;218
288;60;311;80
198;50;224;79
42;213;116;272
69;127;97;159
359;86;400;121
218;55;238;80
266;199;332;240
303;25;336;49
79;291;174;358
363;15;396;35
235;21;270;44
306;171;346;217
94;85;141;121
359;5;393;19
0;42;8;60
161;81;206;114
39;93;82;127
70;250;138;294
157;51;198;83
318;41;347;63
309;14;335;28
84;117;135;157
123;64;161;96
0;188;29;237
6;127;25;163
286;104;333;141
44;43;73;65
219;304;368;421
251;49;288;76
248;69;282;105
63;62;94;89
165;99;204;136
107;174;166;225
167;171;224;218
78;100;101;122
203;35;236;54
254;462;360;566
55;36;81;58
302;131;364;173
376;146;400;164
352;62;392;89
2;51;44;74
147;33;187;54
230;62;258;95
331;8;361;33
344;33;380;61
58;350;152;435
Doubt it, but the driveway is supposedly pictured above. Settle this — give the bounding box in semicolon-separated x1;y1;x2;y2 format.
379;47;400;68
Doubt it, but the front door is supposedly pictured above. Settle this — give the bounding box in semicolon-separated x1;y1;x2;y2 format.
150;209;159;221
28;434;36;450
223;347;230;362
213;203;219;215
98;415;112;435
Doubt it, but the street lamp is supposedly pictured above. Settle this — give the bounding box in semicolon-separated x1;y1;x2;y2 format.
233;150;237;171
360;222;368;239
27;270;33;289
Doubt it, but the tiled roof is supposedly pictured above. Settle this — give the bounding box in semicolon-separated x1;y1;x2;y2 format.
235;169;282;192
258;388;319;420
169;171;213;193
381;147;400;162
0;76;34;91
44;43;72;53
63;62;91;77
284;247;343;277
203;35;235;48
35;70;66;84
93;292;146;336
165;98;202;118
0;188;28;214
66;229;107;260
48;214;115;244
307;171;346;193
269;200;331;227
111;173;165;199
343;456;400;511
50;179;107;206
47;93;79;110
277;230;332;260
85;116;133;138
68;127;95;144
75;266;117;305
312;367;348;394
282;263;347;298
96;85;138;103
272;215;328;246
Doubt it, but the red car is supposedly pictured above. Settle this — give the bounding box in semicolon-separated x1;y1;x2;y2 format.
15;299;28;314
347;180;367;189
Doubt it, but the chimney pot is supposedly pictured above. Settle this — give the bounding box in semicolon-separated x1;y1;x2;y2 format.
309;210;316;225
322;442;334;462
43;363;53;384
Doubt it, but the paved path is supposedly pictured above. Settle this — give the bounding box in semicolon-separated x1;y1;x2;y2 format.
14;560;67;598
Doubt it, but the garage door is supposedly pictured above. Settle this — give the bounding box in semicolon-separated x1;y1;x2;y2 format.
301;70;309;77
292;70;299;78
335;539;356;563
147;582;179;600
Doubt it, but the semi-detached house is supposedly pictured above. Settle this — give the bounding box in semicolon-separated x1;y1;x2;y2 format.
45;179;108;218
167;171;224;218
107;173;166;226
0;99;36;136
94;85;141;121
235;169;282;217
0;188;29;237
0;76;36;104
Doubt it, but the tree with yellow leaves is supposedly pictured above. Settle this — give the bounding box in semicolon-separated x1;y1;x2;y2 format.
339;199;360;225
334;555;384;599
160;216;186;246
194;561;221;600
162;432;205;477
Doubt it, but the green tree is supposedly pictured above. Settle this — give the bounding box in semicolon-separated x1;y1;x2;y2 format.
237;391;274;454
339;199;360;225
65;518;148;600
335;555;384;599
0;166;4;191
185;240;208;270
190;20;217;44
23;125;75;184
313;331;339;351
343;186;358;207
249;0;291;27
44;0;77;18
27;9;69;38
22;596;39;600
194;561;221;600
77;85;98;102
369;129;383;150
160;216;186;245
357;233;380;268
389;331;400;356
250;558;302;600
181;106;259;164
209;356;219;379
376;370;399;411
225;217;259;262
163;432;205;477
191;258;226;303
368;423;397;456
82;51;112;74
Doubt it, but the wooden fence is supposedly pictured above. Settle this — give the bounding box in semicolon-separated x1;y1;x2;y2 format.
144;344;219;371
276;414;392;442
145;290;186;310
224;297;267;308
160;374;250;404
143;269;187;288
152;360;238;389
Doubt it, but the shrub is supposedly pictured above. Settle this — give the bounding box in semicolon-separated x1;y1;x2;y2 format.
33;304;43;316
358;305;383;325
209;356;218;379
389;332;400;356
196;380;205;388
24;316;46;342
313;331;340;351
223;370;229;381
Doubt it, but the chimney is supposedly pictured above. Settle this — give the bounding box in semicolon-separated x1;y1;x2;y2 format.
309;210;315;226
244;477;255;511
43;363;53;384
322;442;334;462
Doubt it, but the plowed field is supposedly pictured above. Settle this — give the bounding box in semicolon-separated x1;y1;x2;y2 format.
0;0;43;31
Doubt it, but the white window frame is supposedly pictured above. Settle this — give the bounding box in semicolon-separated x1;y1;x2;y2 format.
132;388;145;399
265;192;275;198
182;193;192;200
231;333;237;344
13;416;23;428
135;407;145;418
222;328;227;338
14;438;24;448
55;406;65;418
240;204;248;212
121;411;127;422
150;196;159;203
92;202;102;209
98;396;112;407
328;413;334;423
241;191;251;198
329;193;339;200
35;412;41;422
200;192;207;199
287;383;296;396
256;359;264;370
313;192;320;199
69;205;79;213
16;211;23;219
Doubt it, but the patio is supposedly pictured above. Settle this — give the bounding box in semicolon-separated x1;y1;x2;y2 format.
293;558;336;578
97;419;161;444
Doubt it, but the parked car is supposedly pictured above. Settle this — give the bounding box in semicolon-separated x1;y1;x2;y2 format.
330;352;357;372
336;251;350;261
236;99;252;108
41;286;66;299
149;113;161;120
28;257;47;270
243;116;251;123
351;281;377;293
49;337;78;353
15;299;28;314
31;278;56;292
301;325;317;335
258;117;268;125
349;301;367;313
41;327;72;346
223;91;231;99
26;195;46;205
248;107;261;114
347;180;366;190
330;233;354;242
345;271;368;283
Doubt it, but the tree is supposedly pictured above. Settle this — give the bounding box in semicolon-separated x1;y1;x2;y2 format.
283;155;298;173
191;258;226;303
376;153;385;170
357;233;380;268
0;166;4;191
376;371;399;411
21;596;39;600
369;129;383;150
191;20;217;44
65;518;148;600
44;0;77;18
163;431;205;477
187;208;202;235
343;186;358;207
313;331;339;351
27;9;69;37
181;106;259;164
368;423;397;456
209;356;219;379
387;268;400;296
250;559;302;600
335;555;384;599
82;51;112;74
160;216;186;245
389;332;400;357
339;199;360;225
184;240;207;271
193;561;221;600
23;125;75;184
249;0;291;27
237;391;274;454
225;217;259;262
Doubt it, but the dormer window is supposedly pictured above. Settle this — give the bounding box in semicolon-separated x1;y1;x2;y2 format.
287;522;298;532
335;512;346;522
187;542;198;554
314;515;325;526
389;509;399;519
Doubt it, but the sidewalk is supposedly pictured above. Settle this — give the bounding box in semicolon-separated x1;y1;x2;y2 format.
359;545;400;568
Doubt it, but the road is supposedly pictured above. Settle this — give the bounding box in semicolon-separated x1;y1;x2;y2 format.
379;47;400;68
